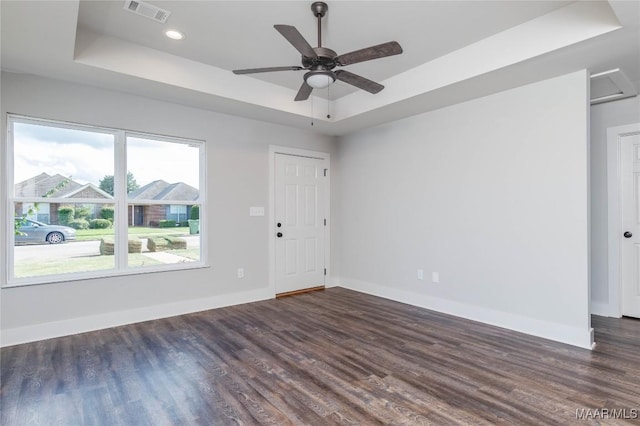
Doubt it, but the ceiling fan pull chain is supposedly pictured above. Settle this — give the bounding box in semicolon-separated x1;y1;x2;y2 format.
327;85;331;119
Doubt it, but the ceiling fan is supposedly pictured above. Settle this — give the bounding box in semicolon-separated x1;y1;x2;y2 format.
232;1;403;101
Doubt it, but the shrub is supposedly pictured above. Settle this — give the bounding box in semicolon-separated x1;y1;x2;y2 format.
57;206;75;225
190;205;199;220
179;221;189;227
67;218;89;230
100;206;114;222
159;220;176;228
89;218;111;229
75;206;91;220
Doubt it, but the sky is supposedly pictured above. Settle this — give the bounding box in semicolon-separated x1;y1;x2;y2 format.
13;122;200;189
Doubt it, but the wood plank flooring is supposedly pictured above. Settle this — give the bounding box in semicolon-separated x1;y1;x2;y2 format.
1;287;639;425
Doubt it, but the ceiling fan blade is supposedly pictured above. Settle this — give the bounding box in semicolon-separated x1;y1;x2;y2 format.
335;70;384;94
233;66;303;75
294;82;313;101
274;25;318;58
335;41;403;66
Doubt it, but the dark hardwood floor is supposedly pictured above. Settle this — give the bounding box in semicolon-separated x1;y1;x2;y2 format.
1;288;639;425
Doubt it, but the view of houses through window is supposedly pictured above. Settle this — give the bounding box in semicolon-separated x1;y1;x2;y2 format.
7;116;204;285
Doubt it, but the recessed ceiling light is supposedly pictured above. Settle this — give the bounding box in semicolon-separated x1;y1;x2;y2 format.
165;30;184;40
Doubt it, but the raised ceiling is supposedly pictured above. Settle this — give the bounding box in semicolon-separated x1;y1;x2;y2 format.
2;1;639;135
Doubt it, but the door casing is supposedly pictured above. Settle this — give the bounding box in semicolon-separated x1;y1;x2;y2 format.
269;145;331;297
607;123;640;317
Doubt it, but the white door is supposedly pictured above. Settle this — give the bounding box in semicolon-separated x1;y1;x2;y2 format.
274;153;327;295
621;133;640;318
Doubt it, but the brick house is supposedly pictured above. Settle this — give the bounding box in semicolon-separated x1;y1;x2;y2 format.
14;173;113;224
127;180;199;226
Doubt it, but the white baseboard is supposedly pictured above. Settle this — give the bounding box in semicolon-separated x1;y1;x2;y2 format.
0;287;274;348
337;278;594;350
590;300;618;317
325;276;340;288
1;280;596;350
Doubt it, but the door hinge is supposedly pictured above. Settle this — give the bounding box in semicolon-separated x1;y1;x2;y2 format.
324;168;328;177
324;268;327;276
324;218;326;226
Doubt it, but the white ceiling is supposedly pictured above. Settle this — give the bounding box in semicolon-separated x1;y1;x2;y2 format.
2;1;639;135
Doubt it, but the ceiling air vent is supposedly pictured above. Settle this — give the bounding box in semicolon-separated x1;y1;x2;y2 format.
590;69;637;105
123;0;171;24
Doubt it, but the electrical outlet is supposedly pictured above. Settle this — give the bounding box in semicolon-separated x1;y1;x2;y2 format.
432;272;439;283
417;269;424;280
237;268;244;278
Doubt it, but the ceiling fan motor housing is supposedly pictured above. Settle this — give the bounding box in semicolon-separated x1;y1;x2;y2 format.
302;47;338;69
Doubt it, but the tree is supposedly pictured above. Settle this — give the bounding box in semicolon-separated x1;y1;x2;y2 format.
99;172;139;195
15;177;70;235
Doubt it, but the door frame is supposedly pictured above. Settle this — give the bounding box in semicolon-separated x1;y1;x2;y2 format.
607;123;640;317
268;145;331;297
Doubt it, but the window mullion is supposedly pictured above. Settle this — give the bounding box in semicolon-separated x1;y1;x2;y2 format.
6;117;16;284
114;131;128;270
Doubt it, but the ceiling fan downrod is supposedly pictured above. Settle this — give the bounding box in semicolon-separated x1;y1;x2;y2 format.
311;1;328;48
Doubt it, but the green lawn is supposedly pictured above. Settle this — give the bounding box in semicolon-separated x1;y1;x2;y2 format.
76;226;190;241
171;248;200;261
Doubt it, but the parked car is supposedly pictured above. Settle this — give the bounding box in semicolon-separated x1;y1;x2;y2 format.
14;218;76;244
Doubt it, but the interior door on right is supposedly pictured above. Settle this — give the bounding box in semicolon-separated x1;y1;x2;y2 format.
621;132;640;318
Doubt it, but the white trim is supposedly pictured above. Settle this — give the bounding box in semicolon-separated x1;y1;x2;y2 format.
4;263;210;289
5;115;208;287
338;279;595;350
5;117;16;286
606;123;640;318
0;286;273;347
591;301;613;317
268;145;331;297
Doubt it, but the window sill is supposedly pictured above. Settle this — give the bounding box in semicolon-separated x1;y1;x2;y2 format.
3;262;211;289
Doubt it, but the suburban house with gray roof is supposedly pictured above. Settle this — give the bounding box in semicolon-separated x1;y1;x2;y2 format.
14;173;112;224
127;179;199;226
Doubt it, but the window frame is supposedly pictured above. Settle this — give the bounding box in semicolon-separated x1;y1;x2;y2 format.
5;114;207;288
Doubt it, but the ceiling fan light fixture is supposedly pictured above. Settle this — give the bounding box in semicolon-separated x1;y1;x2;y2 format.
304;70;335;89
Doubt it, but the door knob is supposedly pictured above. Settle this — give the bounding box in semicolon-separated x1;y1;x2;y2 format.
277;232;283;238
624;231;633;238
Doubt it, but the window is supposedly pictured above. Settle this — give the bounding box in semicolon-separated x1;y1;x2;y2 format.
6;115;206;286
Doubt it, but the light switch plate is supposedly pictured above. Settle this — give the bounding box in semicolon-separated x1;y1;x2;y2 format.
249;206;265;216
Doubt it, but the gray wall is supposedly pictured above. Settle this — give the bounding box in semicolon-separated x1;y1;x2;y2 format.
0;72;337;339
590;93;640;314
1;70;600;349
335;71;592;348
